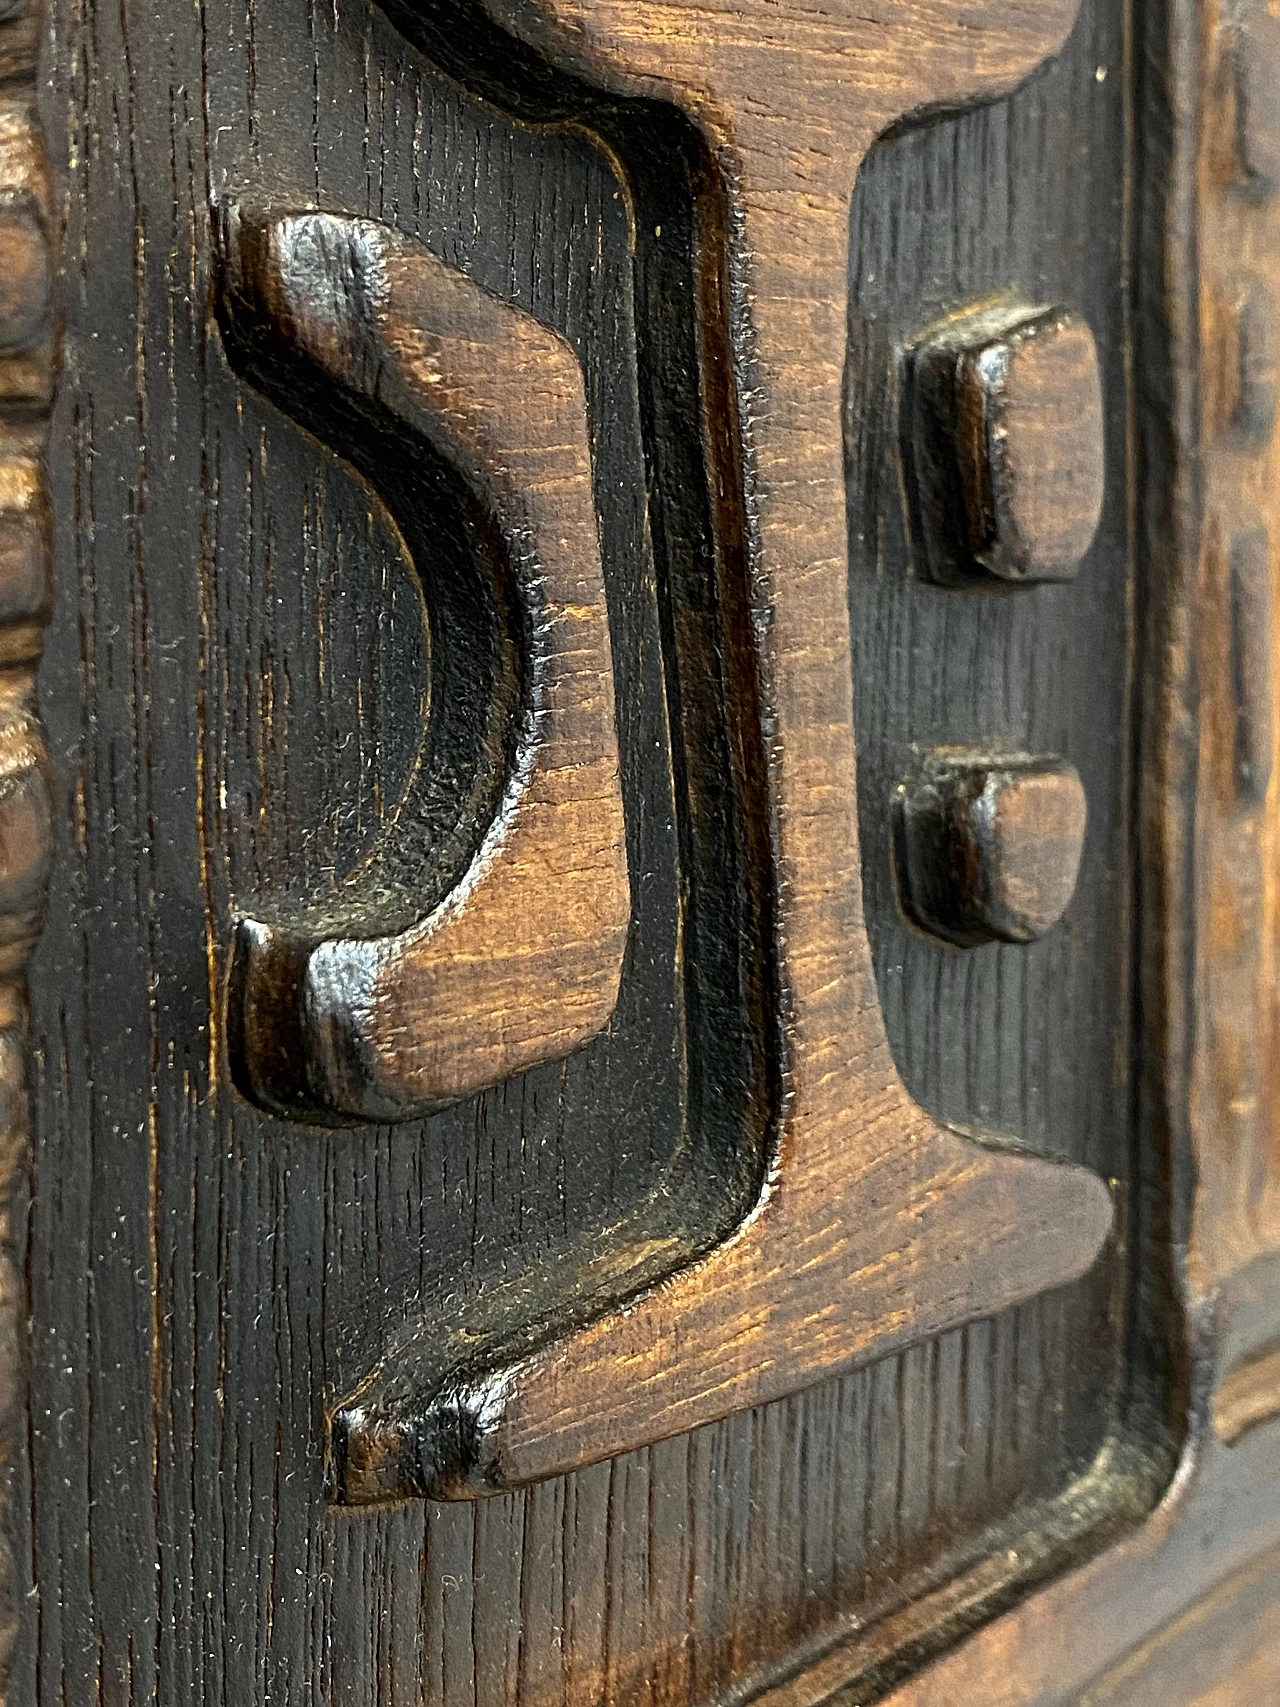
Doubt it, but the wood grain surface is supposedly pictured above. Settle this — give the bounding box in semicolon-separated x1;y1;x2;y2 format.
1076;1546;1280;1707
796;0;1280;1687
1213;1338;1280;1443
1196;0;1280;1294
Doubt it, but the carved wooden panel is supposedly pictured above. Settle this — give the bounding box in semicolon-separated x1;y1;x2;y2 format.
16;0;1280;1694
300;0;1122;1510
218;206;631;1124
863;0;1280;1689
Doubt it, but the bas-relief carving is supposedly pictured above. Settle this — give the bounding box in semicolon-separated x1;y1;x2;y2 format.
217;207;630;1127
863;0;1280;1696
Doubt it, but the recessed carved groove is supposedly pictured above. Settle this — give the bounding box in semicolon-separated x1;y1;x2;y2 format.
216;206;631;1124
318;0;1115;1505
1229;518;1274;803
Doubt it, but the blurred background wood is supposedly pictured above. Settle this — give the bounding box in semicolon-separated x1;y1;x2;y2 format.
217;206;631;1127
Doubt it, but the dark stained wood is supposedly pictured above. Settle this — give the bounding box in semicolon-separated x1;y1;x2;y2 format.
850;0;1280;1691
894;752;1087;948
29;0;1155;1691
906;301;1105;584
20;0;1280;1695
872;1385;1280;1706
1228;520;1273;803
217;205;630;1124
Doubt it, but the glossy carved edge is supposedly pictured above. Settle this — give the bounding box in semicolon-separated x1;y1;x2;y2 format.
0;0;54;1689
215;206;631;1125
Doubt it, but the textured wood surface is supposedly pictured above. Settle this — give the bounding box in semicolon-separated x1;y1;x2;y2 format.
1213;1339;1280;1444
218;206;630;1124
1076;1546;1280;1707
20;0;1264;1698
868;1381;1280;1707
817;0;1280;1687
1196;0;1280;1291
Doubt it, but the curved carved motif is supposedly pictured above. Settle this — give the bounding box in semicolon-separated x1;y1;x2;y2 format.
216;208;630;1126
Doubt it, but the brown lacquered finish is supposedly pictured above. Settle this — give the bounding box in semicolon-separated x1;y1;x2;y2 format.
23;0;1280;1688
0;200;48;352
908;300;1106;583
837;0;1280;1696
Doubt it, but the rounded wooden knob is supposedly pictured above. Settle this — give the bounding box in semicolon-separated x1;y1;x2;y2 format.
895;752;1088;947
907;300;1105;585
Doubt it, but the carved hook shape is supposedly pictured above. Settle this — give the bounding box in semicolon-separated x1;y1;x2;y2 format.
216;207;630;1125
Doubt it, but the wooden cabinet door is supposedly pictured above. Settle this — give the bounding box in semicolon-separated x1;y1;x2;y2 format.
1;0;1277;1698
